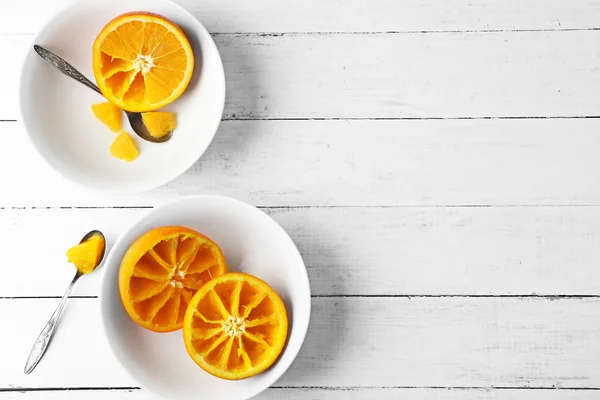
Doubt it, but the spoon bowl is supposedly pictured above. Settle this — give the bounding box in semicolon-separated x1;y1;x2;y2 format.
126;110;172;143
79;229;107;270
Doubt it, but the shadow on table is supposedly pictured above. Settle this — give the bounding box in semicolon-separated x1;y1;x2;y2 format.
279;297;348;384
267;209;349;385
183;34;261;179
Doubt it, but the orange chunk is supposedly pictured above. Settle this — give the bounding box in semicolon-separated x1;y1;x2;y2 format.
66;234;105;275
142;111;177;138
91;102;122;132
110;132;139;162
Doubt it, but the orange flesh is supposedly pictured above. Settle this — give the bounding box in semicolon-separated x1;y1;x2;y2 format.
66;235;104;275
141;111;177;138
183;272;288;380
110;132;139;162
92;12;194;112
119;226;227;332
91;102;122;132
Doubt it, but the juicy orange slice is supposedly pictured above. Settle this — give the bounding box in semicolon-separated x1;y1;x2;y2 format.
92;12;194;112
141;111;177;138
119;226;226;332
91;101;122;132
66;234;105;275
110;132;139;162
183;272;288;380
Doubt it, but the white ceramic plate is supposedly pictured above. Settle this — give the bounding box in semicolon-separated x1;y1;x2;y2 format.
100;195;311;400
19;0;225;193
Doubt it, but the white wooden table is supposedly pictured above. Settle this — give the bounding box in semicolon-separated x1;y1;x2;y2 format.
2;0;600;399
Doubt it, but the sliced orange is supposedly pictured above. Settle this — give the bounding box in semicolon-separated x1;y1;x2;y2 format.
66;234;105;275
183;272;288;380
92;12;194;112
141;111;177;138
110;132;139;162
119;226;226;332
91;101;122;132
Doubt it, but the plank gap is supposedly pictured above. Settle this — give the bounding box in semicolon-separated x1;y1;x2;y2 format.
2;295;599;300
6;28;600;37
4;386;600;392
6;205;600;211
4;116;600;123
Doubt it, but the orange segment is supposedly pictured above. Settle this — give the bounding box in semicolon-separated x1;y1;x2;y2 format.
66;234;105;275
91;102;122;132
92;12;194;112
183;273;288;380
110;132;139;162
141;111;177;138
119;226;227;332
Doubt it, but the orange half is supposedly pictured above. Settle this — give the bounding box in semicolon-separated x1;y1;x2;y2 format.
183;272;288;380
119;226;226;332
92;12;194;112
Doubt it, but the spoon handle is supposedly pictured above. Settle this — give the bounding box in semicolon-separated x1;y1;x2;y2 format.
33;45;102;95
24;272;82;374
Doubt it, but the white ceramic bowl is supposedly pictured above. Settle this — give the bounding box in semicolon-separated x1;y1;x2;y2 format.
100;195;311;400
19;0;225;193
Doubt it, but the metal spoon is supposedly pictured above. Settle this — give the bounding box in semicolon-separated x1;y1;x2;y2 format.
23;230;107;375
33;45;172;143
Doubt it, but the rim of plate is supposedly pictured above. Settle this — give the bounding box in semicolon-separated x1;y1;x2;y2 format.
99;195;312;399
18;0;226;194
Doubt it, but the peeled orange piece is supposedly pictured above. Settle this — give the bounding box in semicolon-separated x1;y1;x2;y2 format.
66;234;105;275
141;111;177;138
91;102;122;132
183;272;288;380
92;12;194;112
119;226;227;332
110;132;139;162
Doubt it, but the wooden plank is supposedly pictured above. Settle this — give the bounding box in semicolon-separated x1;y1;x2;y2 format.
2;298;599;388
3;31;600;119
3;206;600;297
2;118;600;207
2;388;599;400
1;0;599;34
